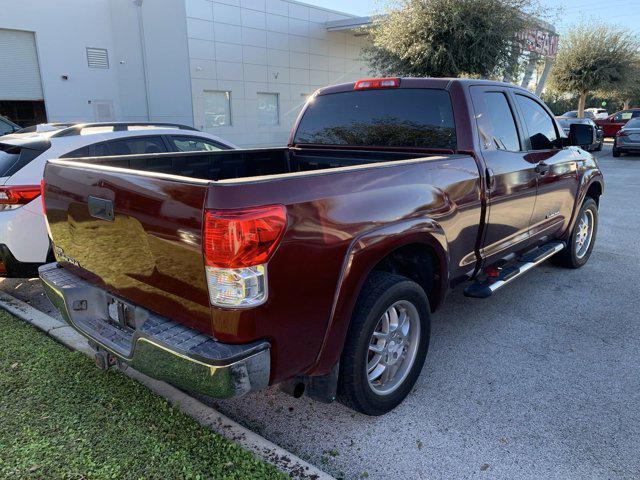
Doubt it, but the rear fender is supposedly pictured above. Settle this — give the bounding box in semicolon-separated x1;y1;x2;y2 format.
309;218;449;376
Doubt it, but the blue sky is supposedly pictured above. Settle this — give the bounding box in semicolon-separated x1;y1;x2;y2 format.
303;0;640;35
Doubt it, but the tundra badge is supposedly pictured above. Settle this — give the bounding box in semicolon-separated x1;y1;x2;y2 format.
54;246;80;267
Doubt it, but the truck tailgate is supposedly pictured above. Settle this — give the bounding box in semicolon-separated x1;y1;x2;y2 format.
43;160;213;334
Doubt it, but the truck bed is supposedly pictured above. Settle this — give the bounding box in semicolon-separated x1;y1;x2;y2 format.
69;147;437;182
43;147;482;381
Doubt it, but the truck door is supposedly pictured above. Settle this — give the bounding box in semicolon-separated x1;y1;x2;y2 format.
512;93;580;243
469;86;538;263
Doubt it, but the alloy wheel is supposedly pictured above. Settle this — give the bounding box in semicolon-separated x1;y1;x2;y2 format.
366;300;421;396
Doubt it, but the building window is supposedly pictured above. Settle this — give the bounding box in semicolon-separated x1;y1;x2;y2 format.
257;93;279;127
204;91;232;127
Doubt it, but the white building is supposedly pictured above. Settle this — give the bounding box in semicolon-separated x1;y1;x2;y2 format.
0;0;372;147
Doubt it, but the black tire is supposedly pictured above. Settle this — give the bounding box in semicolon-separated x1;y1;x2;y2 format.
552;198;598;269
337;271;430;416
0;248;40;278
595;142;603;152
612;146;621;157
3;258;39;278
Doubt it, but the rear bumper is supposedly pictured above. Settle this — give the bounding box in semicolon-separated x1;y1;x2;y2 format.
39;262;271;399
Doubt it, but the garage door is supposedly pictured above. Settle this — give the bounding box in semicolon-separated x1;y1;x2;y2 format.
0;29;43;101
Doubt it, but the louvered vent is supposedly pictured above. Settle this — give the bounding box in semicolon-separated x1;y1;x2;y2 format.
86;47;109;69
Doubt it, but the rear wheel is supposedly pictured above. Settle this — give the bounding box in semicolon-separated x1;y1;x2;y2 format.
552;198;598;269
338;271;430;416
612;146;621;157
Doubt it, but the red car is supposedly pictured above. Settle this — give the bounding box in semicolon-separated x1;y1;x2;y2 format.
595;108;640;137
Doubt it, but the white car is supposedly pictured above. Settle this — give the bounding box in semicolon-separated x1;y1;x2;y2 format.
586;108;609;119
0;122;236;277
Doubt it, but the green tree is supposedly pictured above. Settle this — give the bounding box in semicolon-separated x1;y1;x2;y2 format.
363;0;538;79
541;92;624;117
541;91;579;116
549;24;640;117
612;78;640;109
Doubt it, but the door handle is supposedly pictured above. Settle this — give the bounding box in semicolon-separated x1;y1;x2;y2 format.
535;163;550;175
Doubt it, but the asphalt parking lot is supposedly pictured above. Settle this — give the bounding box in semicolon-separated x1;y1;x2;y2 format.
1;143;639;480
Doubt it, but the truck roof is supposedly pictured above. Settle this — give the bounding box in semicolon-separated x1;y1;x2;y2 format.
317;77;531;96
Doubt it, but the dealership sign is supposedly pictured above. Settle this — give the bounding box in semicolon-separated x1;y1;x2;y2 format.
519;29;559;58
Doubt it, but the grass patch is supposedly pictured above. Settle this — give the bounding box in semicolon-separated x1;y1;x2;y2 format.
0;309;286;479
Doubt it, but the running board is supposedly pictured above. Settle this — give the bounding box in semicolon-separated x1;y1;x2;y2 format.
464;241;566;298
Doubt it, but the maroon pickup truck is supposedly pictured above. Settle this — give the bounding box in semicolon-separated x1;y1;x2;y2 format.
40;78;603;415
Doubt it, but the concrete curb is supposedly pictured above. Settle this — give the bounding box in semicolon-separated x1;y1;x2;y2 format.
0;290;333;480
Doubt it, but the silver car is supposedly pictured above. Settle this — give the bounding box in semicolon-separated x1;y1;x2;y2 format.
561;110;597;120
556;116;603;151
613;117;640;157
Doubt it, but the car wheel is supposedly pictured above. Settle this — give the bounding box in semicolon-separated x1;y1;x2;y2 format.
0;247;40;278
552;198;598;269
338;271;430;416
2;256;39;278
595;142;603;152
612;146;621;157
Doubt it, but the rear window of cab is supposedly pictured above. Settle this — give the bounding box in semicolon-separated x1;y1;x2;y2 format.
293;88;456;150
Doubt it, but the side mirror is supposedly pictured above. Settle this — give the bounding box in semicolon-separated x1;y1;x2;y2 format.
569;124;593;148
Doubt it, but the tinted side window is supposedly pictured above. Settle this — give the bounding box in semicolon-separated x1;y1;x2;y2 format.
0;147;43;177
615;111;633;121
93;143;112;156
632;111;640;118
61;146;90;158
474;91;520;151
515;95;559;150
294;88;456;149
105;136;167;155
0;149;20;176
169;136;226;152
0;120;14;136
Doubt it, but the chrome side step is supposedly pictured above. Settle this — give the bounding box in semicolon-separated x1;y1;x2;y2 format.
464;241;566;298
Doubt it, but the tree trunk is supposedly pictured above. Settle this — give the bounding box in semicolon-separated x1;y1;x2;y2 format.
578;91;588;118
624;100;630;110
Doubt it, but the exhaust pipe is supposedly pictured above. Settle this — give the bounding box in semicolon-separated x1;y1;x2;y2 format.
280;379;306;398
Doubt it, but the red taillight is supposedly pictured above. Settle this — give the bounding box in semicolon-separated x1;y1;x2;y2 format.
40;179;46;215
354;77;400;90
203;205;287;268
0;184;41;205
